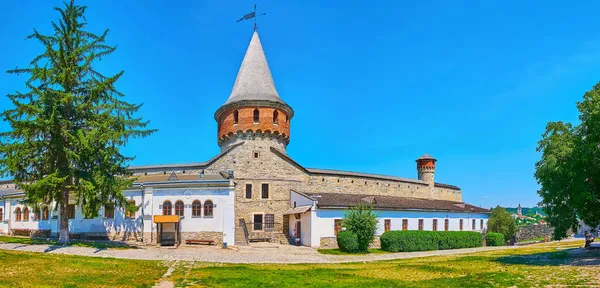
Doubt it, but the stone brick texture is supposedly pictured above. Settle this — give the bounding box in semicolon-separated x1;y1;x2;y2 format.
516;224;554;242
319;236;381;249
131;136;462;243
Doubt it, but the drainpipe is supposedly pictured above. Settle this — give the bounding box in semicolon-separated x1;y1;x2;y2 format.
140;182;145;243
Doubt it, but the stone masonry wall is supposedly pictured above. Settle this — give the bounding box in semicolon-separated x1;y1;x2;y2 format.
516;224;554;242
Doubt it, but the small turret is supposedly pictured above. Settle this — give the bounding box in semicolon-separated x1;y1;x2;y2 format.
416;153;436;187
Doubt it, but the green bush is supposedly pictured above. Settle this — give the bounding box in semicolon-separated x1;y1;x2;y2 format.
336;230;359;253
485;232;505;246
380;231;482;252
342;203;379;253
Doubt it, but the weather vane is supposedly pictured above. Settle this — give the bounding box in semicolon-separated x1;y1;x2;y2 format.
236;4;266;31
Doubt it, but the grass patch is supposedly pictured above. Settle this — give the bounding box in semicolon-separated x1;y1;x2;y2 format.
172;240;598;288
518;237;545;243
0;249;165;287
0;235;136;249
317;248;390;255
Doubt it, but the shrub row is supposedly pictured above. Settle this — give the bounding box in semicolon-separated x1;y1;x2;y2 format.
336;230;359;253
485;232;505;246
380;231;482;252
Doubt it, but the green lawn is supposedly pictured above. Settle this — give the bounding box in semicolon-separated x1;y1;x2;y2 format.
0;240;598;287
0;249;165;287
0;235;136;249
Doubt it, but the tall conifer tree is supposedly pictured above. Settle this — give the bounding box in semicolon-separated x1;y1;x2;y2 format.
0;1;156;243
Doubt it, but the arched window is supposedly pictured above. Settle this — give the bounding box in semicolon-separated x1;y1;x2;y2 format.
192;200;202;217
34;208;40;221
42;206;49;220
204;200;213;217
233;110;239;124
253;109;260;123
175;200;184;217
163;200;172;215
23;207;29;221
15;207;21;221
273;110;278;124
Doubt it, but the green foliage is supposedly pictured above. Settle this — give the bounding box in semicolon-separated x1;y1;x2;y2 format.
488;206;517;242
485;232;505;246
536;82;600;239
380;231;482;252
0;1;155;242
342;203;379;253
336;230;359;253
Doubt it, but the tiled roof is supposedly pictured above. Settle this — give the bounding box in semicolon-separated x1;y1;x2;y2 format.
302;192;489;213
416;153;436;161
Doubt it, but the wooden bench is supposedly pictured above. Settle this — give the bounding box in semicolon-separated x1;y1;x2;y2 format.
248;237;270;243
185;239;215;246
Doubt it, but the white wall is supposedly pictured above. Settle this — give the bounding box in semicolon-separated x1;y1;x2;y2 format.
0;186;236;245
314;209;490;239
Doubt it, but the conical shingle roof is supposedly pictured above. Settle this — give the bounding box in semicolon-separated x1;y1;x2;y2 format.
224;31;284;105
215;31;293;120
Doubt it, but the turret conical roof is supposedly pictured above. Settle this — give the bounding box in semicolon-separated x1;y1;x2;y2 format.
215;31;293;120
226;31;285;105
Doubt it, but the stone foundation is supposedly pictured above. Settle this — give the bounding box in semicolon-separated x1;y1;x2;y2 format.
180;231;223;245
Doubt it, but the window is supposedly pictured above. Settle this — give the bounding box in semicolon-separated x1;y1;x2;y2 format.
433;219;438;231
67;204;75;219
253;151;259;159
384;219;391;232
233;110;239;124
402;219;408;230
163;200;172;215
34;208;40;221
42;206;49;220
253;214;263;231
459;219;464;231
104;203;115;219
418;219;424;231
273;110;278;124
204;200;213;217
245;184;252;199
265;214;275;232
261;183;269;199
175;200;184;217
445;219;449;231
334;219;343;235
0;208;3;221
472;219;476;230
125;200;136;219
15;207;21;221
480;219;484;230
253;108;260;123
23;207;30;221
192;200;202;217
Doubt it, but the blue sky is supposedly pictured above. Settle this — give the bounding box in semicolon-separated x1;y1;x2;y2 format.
1;1;599;208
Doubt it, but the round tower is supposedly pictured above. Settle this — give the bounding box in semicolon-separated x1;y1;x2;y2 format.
215;31;294;152
416;153;436;186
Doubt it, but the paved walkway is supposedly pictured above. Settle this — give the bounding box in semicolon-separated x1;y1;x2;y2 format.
0;241;526;264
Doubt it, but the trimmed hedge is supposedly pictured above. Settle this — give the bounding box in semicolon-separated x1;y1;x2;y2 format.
336;230;359;253
485;232;505;246
380;231;482;252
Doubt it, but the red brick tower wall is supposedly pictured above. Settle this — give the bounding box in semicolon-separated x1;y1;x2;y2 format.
217;106;290;144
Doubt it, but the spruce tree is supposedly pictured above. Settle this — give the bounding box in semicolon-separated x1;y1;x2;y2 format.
0;0;156;243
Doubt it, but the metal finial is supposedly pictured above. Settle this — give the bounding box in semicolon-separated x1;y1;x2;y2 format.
236;4;266;31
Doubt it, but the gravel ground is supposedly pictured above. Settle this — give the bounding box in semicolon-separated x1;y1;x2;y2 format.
0;242;523;264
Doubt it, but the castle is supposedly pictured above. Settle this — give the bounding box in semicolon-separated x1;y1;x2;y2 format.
0;31;489;247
